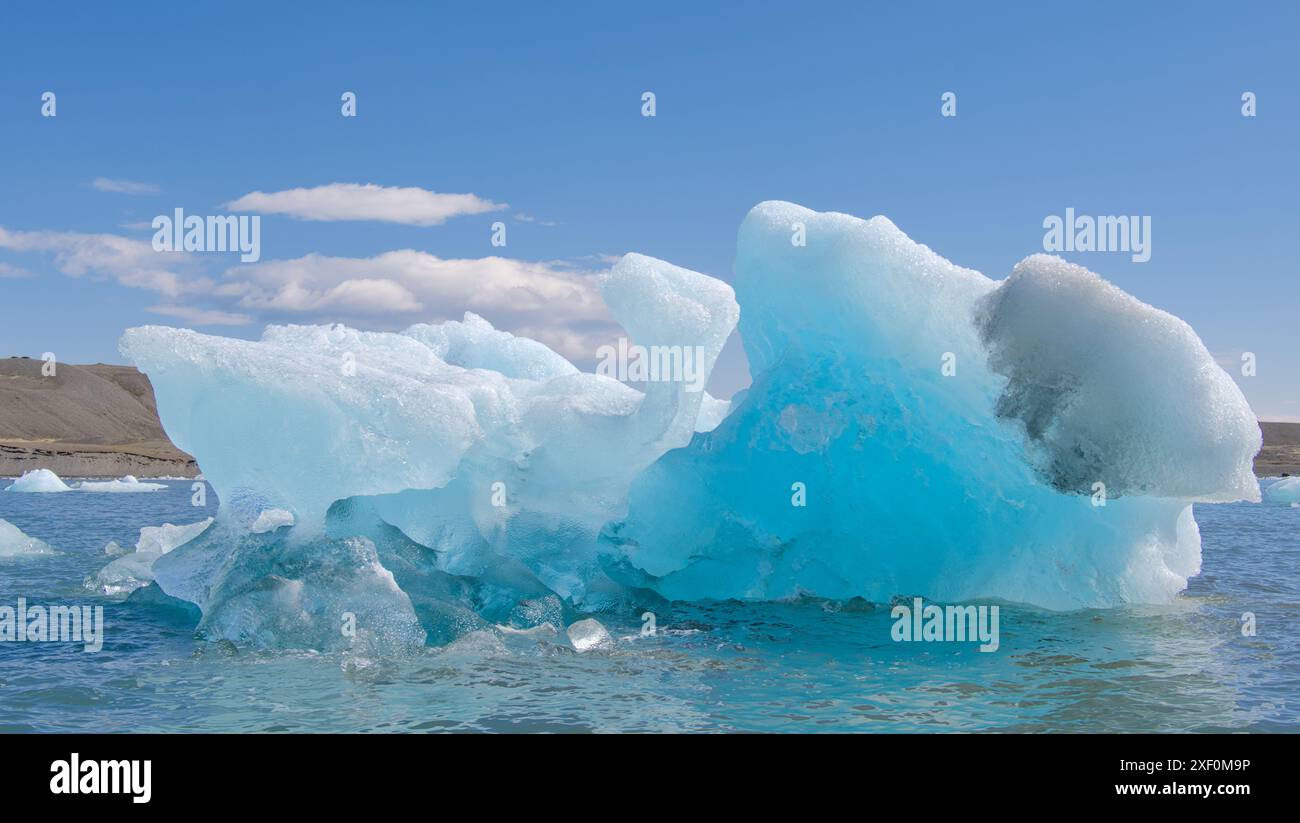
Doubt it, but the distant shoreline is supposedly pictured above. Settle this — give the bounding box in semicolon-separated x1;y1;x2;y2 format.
0;441;198;479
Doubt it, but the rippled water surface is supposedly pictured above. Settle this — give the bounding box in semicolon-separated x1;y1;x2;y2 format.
1;480;1296;732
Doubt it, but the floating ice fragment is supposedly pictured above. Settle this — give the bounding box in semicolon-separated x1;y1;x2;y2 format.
90;517;214;595
4;468;72;493
76;475;167;493
566;618;613;652
0;518;58;557
1263;477;1300;506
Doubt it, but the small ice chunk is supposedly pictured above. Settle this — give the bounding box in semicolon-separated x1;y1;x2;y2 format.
251;508;295;533
90;517;214;595
4;468;72;493
566;618;613;652
0;518;58;557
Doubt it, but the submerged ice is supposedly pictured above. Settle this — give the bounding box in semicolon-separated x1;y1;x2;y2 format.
118;202;1260;649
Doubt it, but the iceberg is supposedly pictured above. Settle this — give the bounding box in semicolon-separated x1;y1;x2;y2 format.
89;517;214;595
0;518;58;557
119;201;1260;649
609;204;1259;609
75;475;167;493
1263;477;1300;506
4;468;72;493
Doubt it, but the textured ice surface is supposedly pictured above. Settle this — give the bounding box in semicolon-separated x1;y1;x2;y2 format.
0;518;57;557
566;618;613;652
251;508;296;533
610;203;1258;609
76;475;167;493
123;201;1260;648
4;469;71;493
90;517;213;595
1264;477;1300;505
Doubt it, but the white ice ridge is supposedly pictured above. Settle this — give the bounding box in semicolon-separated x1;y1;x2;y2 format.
120;202;1260;649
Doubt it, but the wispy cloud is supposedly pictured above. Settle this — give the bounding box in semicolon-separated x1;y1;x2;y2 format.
0;262;35;278
1;221;619;362
0;226;208;297
146;305;252;326
92;177;161;195
222;250;616;358
225;183;506;226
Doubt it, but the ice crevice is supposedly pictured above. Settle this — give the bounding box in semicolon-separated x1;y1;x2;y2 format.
116;201;1261;649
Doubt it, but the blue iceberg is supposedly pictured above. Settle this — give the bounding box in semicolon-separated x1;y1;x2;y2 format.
119;202;1260;649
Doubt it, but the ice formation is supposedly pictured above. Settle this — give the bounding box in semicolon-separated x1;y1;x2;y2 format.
4;469;72;493
90;518;214;595
4;470;168;494
251;508;295;533
119;202;1261;649
76;475;167;493
1263;477;1300;506
566;618;613;652
0;518;58;557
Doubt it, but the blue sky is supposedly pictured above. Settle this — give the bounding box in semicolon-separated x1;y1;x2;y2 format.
1;1;1296;417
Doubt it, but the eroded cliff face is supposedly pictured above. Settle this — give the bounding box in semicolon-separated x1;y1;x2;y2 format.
0;357;196;478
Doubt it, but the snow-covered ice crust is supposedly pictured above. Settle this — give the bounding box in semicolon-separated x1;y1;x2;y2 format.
120;202;1261;648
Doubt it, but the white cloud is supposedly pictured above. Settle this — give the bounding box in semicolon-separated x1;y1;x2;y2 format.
0;222;620;363
0;226;205;298
92;177;161;195
223;250;617;359
146;305;252;326
0;262;35;278
225;183;506;226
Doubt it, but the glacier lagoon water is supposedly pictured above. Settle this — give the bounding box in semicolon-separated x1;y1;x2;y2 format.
0;479;1296;733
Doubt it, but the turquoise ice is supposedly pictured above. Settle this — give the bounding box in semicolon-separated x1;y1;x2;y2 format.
118;202;1260;648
